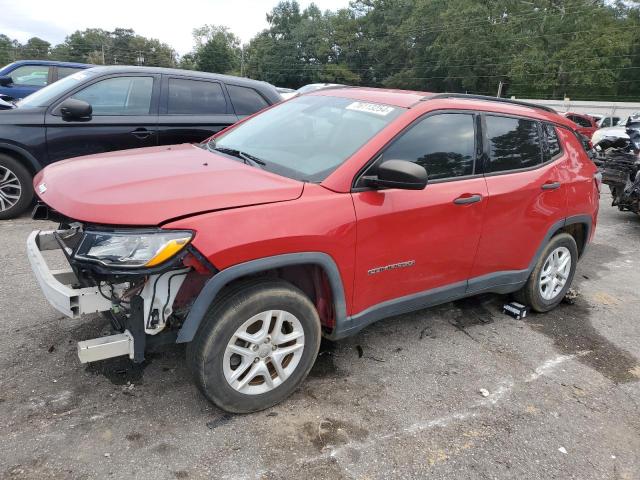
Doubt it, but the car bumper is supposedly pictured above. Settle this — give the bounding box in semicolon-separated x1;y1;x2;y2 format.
27;230;136;363
26;230;114;318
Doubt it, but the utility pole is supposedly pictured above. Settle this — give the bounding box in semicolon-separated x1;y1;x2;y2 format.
101;44;105;65
497;81;503;98
241;47;245;77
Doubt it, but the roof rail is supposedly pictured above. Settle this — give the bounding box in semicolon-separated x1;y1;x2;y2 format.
424;93;557;114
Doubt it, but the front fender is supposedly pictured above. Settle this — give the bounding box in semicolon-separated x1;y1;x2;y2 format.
176;252;347;343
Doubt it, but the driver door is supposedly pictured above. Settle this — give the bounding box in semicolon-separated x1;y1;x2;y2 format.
351;112;487;314
45;74;160;162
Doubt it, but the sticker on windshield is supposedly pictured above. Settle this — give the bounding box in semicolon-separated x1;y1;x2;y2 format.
346;101;395;116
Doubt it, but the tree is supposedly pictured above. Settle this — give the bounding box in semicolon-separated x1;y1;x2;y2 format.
20;37;50;59
51;28;176;67
0;34;14;65
191;25;240;74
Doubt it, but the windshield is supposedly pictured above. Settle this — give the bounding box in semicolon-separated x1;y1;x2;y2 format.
211;95;404;182
16;70;95;108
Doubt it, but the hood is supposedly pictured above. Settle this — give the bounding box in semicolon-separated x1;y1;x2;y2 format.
592;125;628;145
34;144;304;225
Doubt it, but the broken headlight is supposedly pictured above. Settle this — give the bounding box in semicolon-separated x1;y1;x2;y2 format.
74;230;193;268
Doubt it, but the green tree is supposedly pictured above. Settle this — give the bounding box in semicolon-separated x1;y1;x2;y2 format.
51;28;176;67
191;25;240;74
0;34;15;65
20;37;50;59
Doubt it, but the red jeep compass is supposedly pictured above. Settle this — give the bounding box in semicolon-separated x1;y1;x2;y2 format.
28;89;599;413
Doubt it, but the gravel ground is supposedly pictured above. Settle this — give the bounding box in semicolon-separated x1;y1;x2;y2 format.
1;192;639;480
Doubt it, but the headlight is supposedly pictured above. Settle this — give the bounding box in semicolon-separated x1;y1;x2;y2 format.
74;230;193;268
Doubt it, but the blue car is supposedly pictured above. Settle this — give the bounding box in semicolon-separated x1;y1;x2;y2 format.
0;60;93;101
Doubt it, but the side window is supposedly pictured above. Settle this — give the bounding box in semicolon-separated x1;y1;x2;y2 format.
381;113;475;180
57;67;82;80
542;123;562;161
227;84;269;115
167;78;227;114
10;65;50;86
570;115;591;128
486;115;541;172
71;76;154;115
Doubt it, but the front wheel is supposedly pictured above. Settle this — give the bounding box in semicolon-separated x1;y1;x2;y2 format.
187;280;321;413
514;233;578;312
0;154;33;220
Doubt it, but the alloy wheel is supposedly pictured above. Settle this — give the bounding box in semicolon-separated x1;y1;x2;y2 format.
0;166;21;212
223;310;305;395
539;246;572;301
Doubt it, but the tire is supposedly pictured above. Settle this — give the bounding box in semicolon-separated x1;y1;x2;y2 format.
514;233;578;313
187;279;321;413
0;153;33;220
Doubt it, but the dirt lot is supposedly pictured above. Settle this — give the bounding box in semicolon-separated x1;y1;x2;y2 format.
1;192;640;480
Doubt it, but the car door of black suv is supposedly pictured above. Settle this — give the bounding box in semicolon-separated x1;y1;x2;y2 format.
157;75;238;145
45;73;160;162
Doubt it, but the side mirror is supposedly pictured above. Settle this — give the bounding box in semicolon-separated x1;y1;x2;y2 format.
0;75;13;87
364;159;428;190
59;98;92;120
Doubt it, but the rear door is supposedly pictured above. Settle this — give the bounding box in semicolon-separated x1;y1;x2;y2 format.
351;112;487;313
157;76;238;145
469;114;567;288
45;73;160;162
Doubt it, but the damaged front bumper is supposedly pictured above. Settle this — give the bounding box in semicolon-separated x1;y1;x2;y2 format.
26;230;118;318
27;229;190;364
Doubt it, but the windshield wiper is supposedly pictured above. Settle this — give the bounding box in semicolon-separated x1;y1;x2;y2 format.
205;140;266;168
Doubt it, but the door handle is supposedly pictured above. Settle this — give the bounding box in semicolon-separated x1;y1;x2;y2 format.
453;194;482;205
130;128;154;139
541;181;561;190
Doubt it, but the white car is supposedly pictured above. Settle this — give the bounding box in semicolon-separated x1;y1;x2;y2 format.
592;114;636;145
596;116;622;128
297;83;345;94
275;87;297;100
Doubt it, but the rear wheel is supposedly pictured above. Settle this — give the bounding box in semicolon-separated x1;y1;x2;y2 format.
514;233;578;312
187;280;321;413
0;154;33;220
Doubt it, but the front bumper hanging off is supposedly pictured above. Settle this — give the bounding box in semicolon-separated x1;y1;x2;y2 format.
26;230;115;318
27;230;137;363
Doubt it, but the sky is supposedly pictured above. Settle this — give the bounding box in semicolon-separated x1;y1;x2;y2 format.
0;0;350;55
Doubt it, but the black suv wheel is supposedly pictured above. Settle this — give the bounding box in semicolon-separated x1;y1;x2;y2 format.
0;154;33;220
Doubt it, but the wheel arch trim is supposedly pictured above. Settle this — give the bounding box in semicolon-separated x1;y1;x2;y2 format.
0;142;42;173
176;252;347;343
530;214;592;271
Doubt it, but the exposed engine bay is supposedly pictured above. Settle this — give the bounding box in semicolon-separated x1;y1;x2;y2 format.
592;114;640;215
27;217;214;364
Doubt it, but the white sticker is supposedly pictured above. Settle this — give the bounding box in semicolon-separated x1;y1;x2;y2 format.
346;101;395;116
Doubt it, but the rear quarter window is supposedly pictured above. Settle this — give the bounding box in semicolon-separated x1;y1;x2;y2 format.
227;84;269;115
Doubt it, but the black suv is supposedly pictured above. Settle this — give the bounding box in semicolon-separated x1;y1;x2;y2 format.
0;66;282;219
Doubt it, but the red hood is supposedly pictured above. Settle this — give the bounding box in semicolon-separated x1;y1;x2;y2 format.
34;144;304;225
